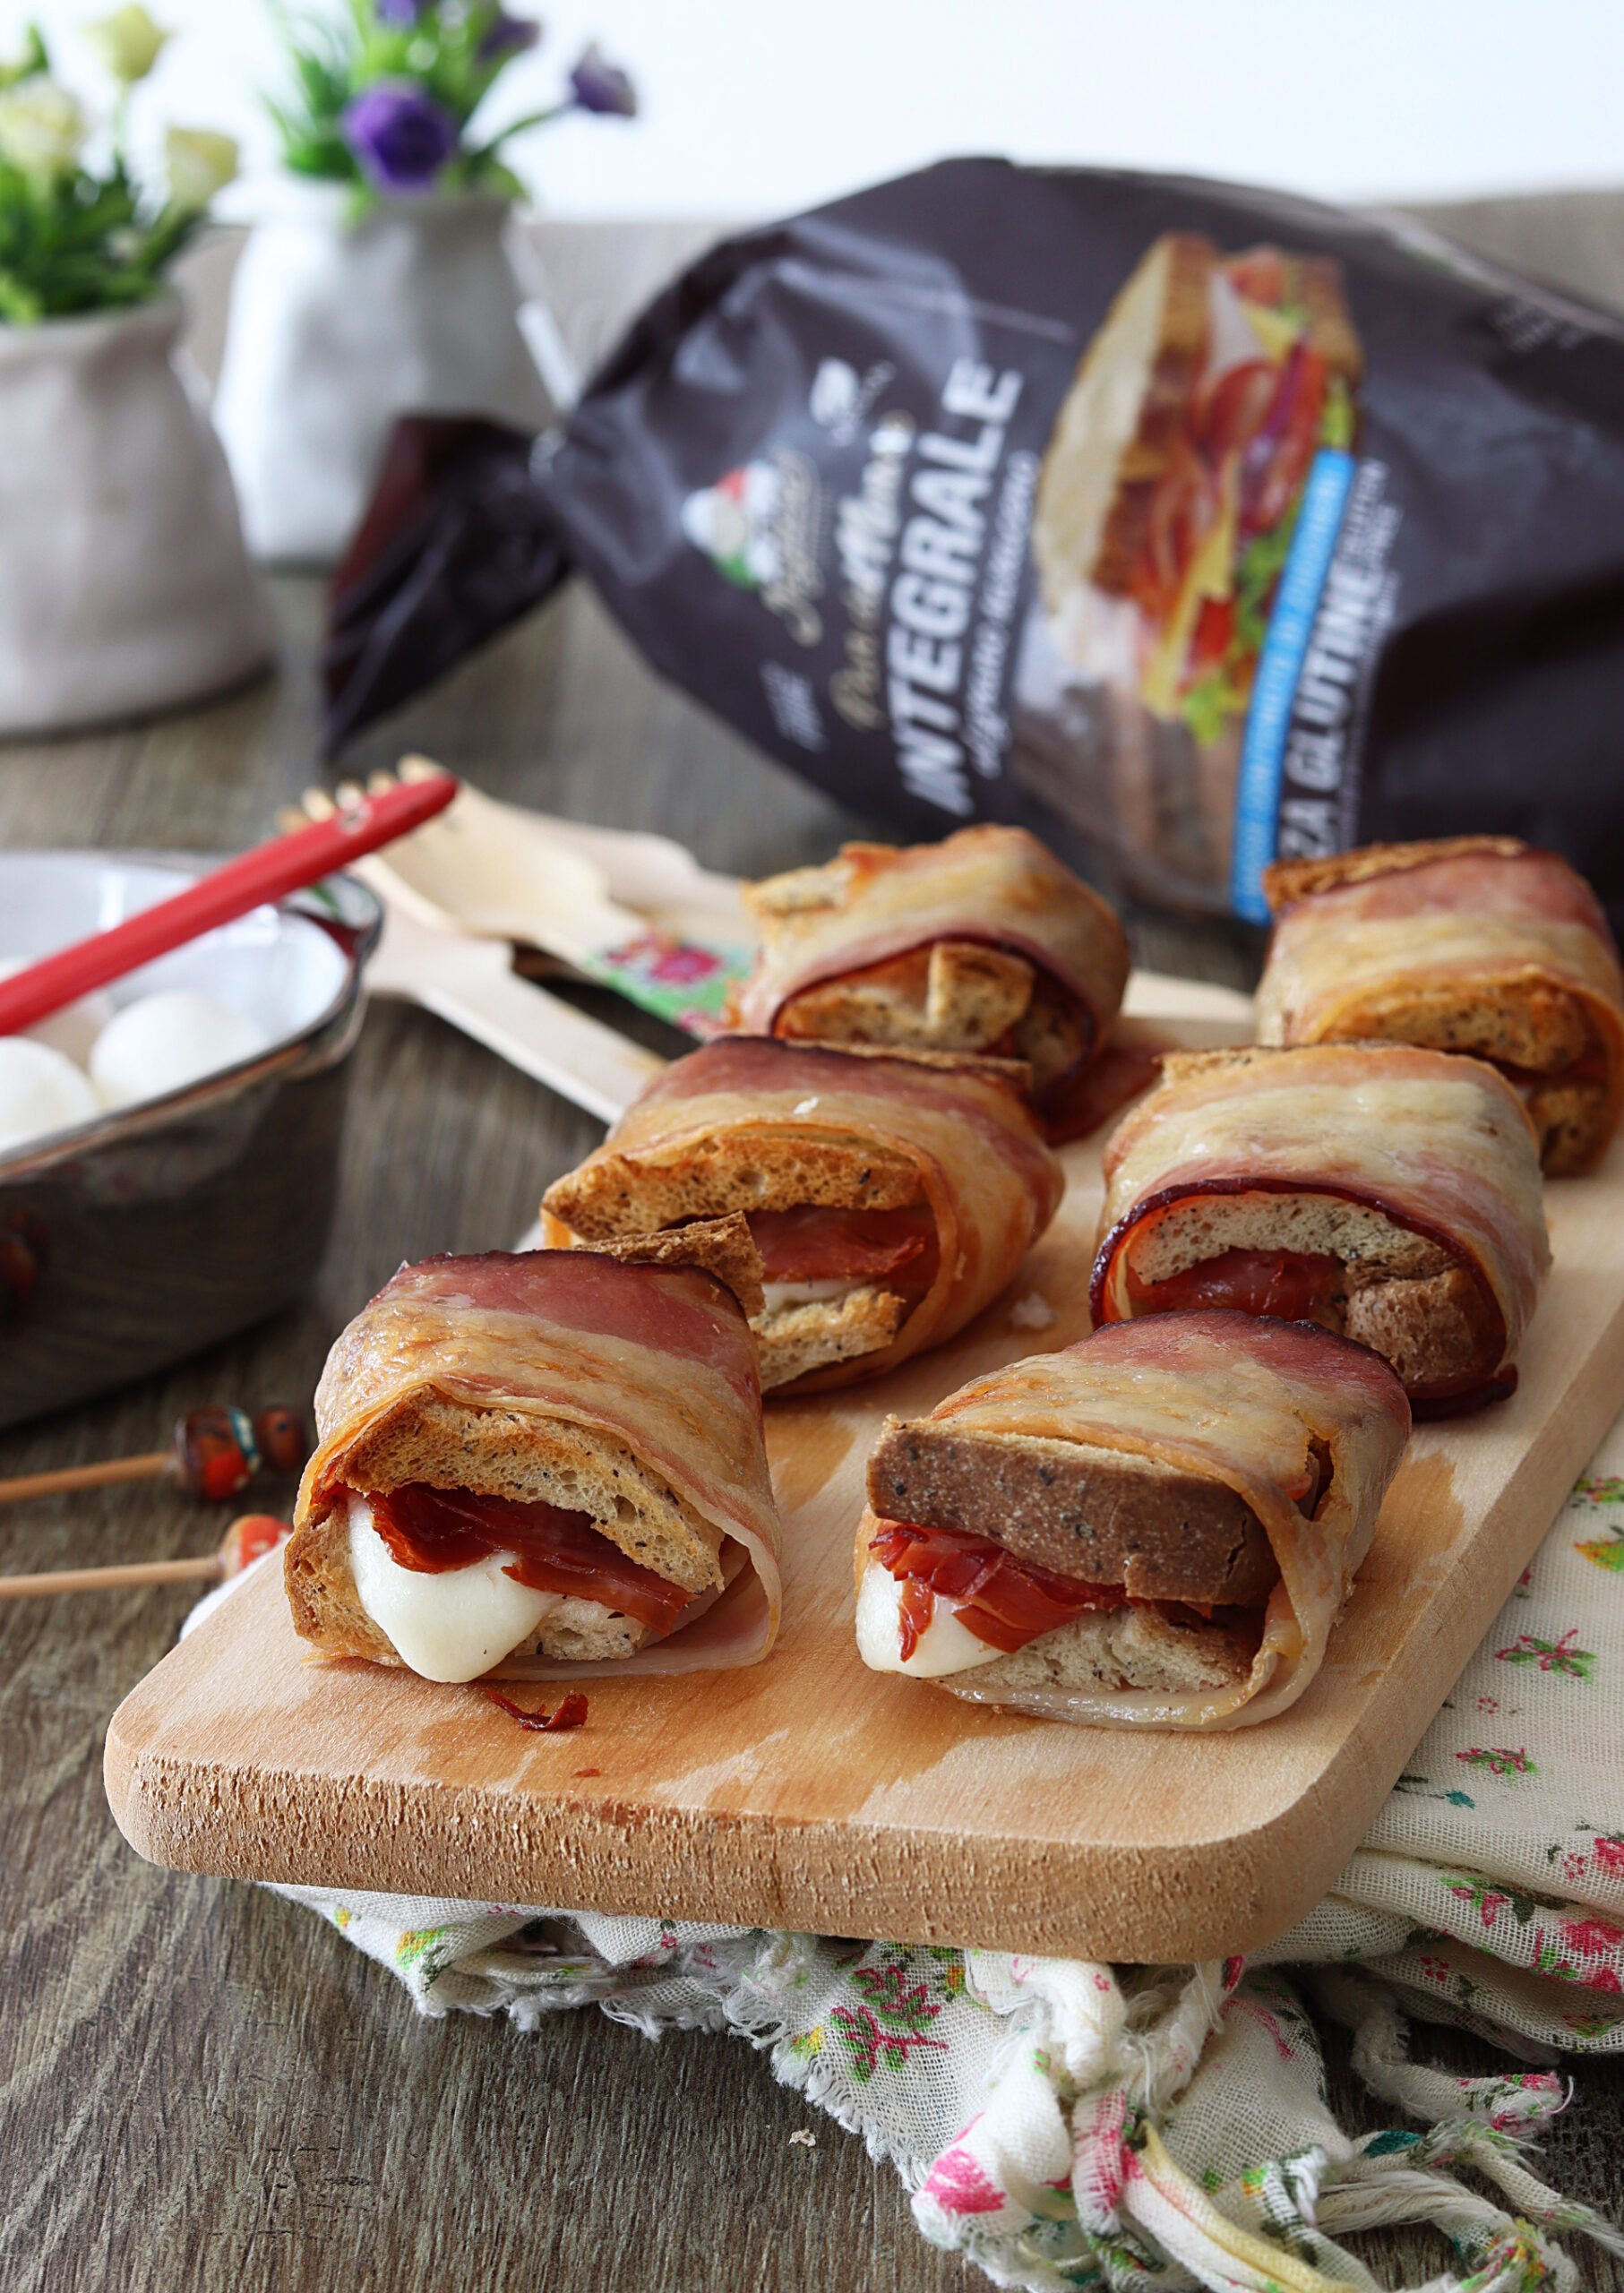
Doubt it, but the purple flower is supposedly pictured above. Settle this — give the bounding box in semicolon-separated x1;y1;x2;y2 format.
569;42;636;116
374;0;425;22
340;81;460;193
478;12;541;62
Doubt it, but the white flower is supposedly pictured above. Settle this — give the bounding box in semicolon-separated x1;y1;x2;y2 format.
164;125;236;210
83;5;170;86
0;78;88;181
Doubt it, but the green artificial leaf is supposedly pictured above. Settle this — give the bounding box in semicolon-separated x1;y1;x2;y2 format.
0;26;49;91
0;263;42;318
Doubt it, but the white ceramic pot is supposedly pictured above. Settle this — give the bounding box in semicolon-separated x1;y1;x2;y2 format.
212;182;556;565
0;296;271;738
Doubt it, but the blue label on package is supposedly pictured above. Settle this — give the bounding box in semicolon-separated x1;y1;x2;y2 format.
1228;448;1357;923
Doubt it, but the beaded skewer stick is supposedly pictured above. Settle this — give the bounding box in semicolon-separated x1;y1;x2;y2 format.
0;1406;307;1508
0;1514;290;1600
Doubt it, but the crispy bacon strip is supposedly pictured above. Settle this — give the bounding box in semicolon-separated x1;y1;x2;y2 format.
292;1249;781;1676
731;827;1130;1104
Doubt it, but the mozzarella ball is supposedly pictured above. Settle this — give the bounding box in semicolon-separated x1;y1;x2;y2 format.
0;958;116;1066
90;991;271;1110
0;1036;100;1152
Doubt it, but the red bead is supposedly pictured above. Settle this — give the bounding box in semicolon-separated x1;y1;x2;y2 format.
171;1407;254;1502
253;1404;308;1477
219;1514;290;1575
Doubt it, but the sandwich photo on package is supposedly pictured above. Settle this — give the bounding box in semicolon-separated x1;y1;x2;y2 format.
1089;1041;1551;1414
284;1235;781;1684
1257;836;1624;1175
541;1035;1064;1395
855;1311;1410;1730
730;824;1130;1136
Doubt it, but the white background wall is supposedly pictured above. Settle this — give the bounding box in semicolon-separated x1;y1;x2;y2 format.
10;0;1624;219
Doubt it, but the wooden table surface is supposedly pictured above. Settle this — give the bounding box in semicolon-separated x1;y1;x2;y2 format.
0;575;1620;2291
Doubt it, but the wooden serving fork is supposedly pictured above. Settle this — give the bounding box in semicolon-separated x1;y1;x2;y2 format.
293;760;755;1039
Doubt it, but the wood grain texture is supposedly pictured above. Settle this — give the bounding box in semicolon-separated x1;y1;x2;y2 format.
9;210;1624;2262
104;1030;1624;1962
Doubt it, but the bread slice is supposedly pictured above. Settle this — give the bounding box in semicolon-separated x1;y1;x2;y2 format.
1033;232;1216;608
285;1510;400;1667
757;1284;908;1388
1342;1264;1496;1389
957;1602;1256;1697
584;1211;764;1320
1262;836;1528;909
1302;978;1594;1076
544;1125;924;1239
778;942;1035;1055
1125;1189;1452;1288
1525;1076;1612;1179
1011;976;1089;1092
866;1419;1281;1605
776;941;1086;1093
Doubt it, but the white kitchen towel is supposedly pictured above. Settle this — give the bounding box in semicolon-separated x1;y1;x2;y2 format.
260;1429;1624;2292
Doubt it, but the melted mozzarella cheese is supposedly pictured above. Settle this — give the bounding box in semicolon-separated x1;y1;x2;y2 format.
855;1557;1000;1678
760;1276;860;1315
348;1492;562;1683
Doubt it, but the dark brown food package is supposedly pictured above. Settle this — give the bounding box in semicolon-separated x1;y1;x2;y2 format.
322;160;1624;932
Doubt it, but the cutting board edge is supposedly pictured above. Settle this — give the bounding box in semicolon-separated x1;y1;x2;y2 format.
99;1697;1397;1962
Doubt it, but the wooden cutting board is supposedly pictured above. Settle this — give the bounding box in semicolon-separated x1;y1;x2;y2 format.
104;1014;1624;1962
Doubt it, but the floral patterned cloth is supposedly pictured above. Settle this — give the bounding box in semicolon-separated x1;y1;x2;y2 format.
261;1428;1624;2292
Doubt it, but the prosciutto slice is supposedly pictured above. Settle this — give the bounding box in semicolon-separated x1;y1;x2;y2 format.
860;1312;1410;1730
1091;1043;1551;1412
292;1249;781;1676
546;1036;1065;1393
732;825;1130;1101
747;1204;934;1287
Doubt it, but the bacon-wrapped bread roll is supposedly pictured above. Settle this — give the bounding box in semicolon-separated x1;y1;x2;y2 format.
286;1231;780;1684
1259;837;1624;1176
855;1312;1409;1730
543;1036;1064;1395
731;826;1130;1120
1090;1043;1550;1415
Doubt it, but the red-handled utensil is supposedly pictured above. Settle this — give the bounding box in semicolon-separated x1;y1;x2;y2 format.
0;771;459;1038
